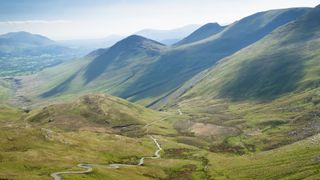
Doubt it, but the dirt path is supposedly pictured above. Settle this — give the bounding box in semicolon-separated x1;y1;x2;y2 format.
51;123;163;180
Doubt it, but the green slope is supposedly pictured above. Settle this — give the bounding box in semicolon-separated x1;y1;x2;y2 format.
183;6;320;100
121;8;310;105
27;93;165;136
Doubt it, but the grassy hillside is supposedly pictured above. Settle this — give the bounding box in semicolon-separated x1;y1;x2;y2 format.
37;35;167;105
1;93;319;179
0;94;211;179
208;134;320;179
0;79;12;102
183;6;320;100
26;93;165;136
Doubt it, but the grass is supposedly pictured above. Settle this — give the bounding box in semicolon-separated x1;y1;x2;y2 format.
171;86;320;152
1;91;320;179
207;135;320;179
0;107;208;180
0;79;13;102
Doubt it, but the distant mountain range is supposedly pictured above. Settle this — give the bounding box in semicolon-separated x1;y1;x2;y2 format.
136;24;201;45
58;35;124;51
35;7;311;107
57;24;201;52
0;31;71;56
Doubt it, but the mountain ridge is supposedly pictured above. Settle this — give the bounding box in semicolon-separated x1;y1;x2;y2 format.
31;7;312;107
174;23;225;46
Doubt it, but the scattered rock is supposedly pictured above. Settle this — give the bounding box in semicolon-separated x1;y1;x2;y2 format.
41;128;72;145
313;156;320;162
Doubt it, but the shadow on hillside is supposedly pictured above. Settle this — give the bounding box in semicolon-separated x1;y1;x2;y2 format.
219;51;304;101
40;72;78;98
83;54;115;85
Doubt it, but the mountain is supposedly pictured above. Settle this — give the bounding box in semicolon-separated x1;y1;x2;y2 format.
122;8;311;105
0;31;70;56
136;24;201;45
0;31;86;77
174;23;225;46
179;6;320;101
2;5;320;180
40;35;167;101
37;8;311;106
153;5;320;153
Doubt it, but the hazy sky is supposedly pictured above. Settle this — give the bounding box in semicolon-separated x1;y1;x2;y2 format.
0;0;318;40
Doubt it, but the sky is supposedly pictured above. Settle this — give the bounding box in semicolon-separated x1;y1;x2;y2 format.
0;0;318;40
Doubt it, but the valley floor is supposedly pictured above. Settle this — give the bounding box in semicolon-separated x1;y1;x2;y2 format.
1;103;320;180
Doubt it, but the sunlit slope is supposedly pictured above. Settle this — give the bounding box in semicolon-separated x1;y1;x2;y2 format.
26;93;164;136
208;134;320;179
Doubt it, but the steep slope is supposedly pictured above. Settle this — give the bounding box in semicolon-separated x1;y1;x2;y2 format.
182;6;320;101
121;8;310;105
174;23;225;46
40;35;167;101
0;31;69;56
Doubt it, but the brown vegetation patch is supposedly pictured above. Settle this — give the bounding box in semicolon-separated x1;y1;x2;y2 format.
190;123;239;137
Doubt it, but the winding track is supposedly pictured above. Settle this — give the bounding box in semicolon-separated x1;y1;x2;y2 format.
50;125;163;180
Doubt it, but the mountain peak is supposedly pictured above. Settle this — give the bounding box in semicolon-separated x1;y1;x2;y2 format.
316;4;320;8
121;34;150;44
202;22;222;28
121;34;163;44
175;22;225;46
109;34;166;52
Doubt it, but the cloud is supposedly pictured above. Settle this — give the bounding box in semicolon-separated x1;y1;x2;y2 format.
0;20;71;25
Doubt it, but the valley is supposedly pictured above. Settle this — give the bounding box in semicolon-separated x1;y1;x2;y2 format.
0;2;320;180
